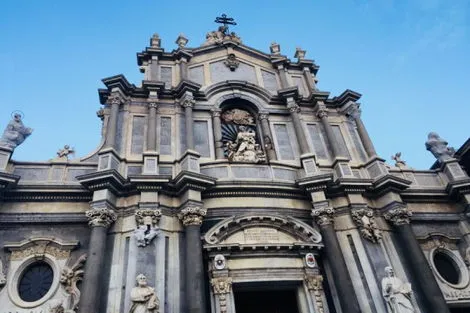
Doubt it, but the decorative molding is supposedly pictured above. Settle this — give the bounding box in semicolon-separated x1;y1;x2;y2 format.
384;207;412;226
178;206;207;226
204;214;322;245
134;209;161;247
311;207;335;226
288;104;301;114
148;101;159;109
85;208;117;228
0;259;6;288
305;274;325;313
60;253;87;311
351;208;382;243
135;209;162;226
224;53;239;71
213;254;226;270
5;237;79;261
179;91;196;108
211;276;232;313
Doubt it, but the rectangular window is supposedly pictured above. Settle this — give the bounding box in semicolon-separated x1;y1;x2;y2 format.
274;124;295;160
306;123;329;160
160;66;172;89
194;121;211;157
347;122;367;162
159;117;172;155
332;125;350;158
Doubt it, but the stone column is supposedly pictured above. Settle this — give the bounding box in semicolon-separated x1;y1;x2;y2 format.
146;101;158;151
258;112;277;161
211;108;224;159
287;98;310;155
347;103;377;158
178;206;207;313
384;207;450;313
105;93;122;149
180;91;195;150
316;103;342;159
311;207;361;313
79;206;116;313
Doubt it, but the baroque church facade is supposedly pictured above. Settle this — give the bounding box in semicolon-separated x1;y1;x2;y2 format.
0;19;470;313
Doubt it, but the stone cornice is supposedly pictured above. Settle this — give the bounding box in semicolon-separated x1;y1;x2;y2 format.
0;213;88;224
0;172;20;190
169;170;216;195
174;80;202;98
367;174;412;195
296;173;334;192
77;169;130;195
329;89;362;108
128;174;171;191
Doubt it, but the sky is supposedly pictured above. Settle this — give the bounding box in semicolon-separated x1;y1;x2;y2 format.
1;0;469;169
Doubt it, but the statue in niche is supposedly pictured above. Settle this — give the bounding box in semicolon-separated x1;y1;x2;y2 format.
0;112;33;149
221;108;266;163
129;274;160;313
425;132;455;163
382;266;415;313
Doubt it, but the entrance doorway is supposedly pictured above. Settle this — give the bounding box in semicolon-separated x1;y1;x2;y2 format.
234;289;300;313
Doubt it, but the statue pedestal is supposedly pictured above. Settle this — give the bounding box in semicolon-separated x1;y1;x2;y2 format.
0;146;13;172
441;159;468;181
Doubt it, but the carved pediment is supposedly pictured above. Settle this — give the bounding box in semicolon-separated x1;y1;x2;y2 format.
204;214;322;248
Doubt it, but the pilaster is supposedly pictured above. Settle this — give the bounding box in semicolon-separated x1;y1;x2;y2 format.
258;112;277;161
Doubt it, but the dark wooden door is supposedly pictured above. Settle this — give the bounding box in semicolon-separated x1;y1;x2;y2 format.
234;289;299;313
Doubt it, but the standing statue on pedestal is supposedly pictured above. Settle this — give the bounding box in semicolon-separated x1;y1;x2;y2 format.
0;112;33;149
382;266;415;313
129;274;160;313
425;132;455;162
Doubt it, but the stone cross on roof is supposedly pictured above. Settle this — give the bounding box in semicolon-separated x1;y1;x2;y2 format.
214;14;237;35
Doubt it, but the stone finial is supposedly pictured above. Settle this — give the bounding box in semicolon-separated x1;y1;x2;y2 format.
392;152;407;168
85;208;117;228
295;47;306;60
150;33;161;48
56;145;75;160
176;33;189;48
384;207;412;226
425;132;455;163
270;42;281;55
0;112;33;149
178;206;207;226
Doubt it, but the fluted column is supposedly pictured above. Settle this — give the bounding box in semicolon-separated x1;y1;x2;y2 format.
105;93;122;149
79;206;116;313
384;207;450;313
147;101;158;151
180;91;195;150
287;98;310;155
211;108;224;159
316;103;343;159
258;112;277;161
311;206;361;313
347;103;377;158
178;206;207;313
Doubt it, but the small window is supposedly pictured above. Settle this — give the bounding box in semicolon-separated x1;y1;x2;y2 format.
433;251;460;284
18;261;54;302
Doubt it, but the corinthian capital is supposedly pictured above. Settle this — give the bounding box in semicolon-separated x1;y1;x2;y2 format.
384;207;412;226
108;92;123;106
288;104;301;113
311;207;335;226
85;208;117;228
258;112;269;121
178;206;207;226
180;91;195;108
148;101;158;109
210;108;221;117
346;103;361;119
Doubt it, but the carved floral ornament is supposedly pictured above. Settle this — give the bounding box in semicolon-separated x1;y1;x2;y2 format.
305;274;325;313
5;237;79;261
351;208;382;243
178;206;207;226
211;276;233;313
179;92;196;108
311;207;335;226
54;254;87;312
383;207;412;226
135;209;162;227
85;208;117;228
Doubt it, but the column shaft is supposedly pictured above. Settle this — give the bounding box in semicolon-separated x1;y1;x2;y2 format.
319;115;342;158
303;67;316;93
395;224;450;313
211;111;224;159
185;225;207;313
320;224;361;313
291;110;310;155
260;116;277;161
79;226;108;313
354;117;377;158
179;59;188;81
105;101;120;148
278;66;289;88
185;106;194;150
147;104;157;151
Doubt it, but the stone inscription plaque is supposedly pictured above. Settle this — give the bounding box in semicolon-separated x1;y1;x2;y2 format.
244;228;279;243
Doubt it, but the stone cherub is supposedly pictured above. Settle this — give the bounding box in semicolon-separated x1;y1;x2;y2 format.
129;274;160;313
57;145;75;160
425;132;455;163
382;266;415;313
392;152;407;168
0;112;33;149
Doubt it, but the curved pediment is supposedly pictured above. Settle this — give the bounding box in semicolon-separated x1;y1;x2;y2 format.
204;214;322;247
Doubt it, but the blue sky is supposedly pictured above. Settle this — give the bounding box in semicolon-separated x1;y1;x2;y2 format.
1;0;469;169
